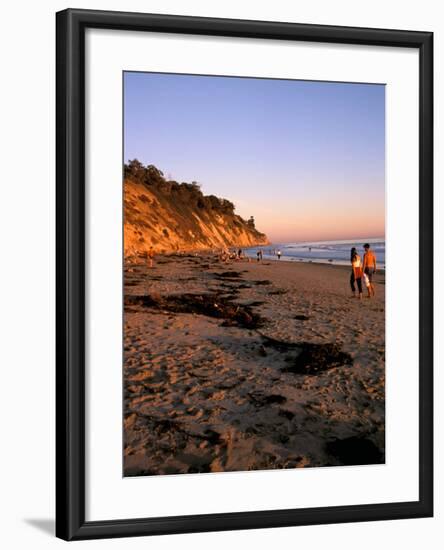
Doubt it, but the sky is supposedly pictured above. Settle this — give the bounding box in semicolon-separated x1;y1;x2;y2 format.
124;71;385;243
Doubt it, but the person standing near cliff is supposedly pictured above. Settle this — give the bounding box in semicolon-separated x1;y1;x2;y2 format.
147;246;155;268
277;249;281;260
257;249;263;262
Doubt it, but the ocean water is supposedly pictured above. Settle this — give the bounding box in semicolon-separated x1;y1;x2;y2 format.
247;238;385;268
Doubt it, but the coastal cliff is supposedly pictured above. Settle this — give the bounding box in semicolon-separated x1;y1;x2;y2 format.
124;160;269;257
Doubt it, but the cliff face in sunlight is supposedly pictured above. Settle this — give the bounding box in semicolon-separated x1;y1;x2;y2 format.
124;161;269;257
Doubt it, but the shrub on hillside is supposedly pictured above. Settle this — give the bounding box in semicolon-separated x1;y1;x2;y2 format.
124;160;239;217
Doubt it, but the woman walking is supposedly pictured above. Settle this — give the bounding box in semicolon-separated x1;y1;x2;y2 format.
350;247;363;299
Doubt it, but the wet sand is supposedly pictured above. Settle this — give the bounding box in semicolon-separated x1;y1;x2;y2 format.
123;254;385;476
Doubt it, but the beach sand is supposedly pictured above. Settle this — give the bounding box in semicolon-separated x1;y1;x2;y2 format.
123;254;385;476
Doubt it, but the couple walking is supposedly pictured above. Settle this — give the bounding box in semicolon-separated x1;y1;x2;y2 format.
350;243;377;299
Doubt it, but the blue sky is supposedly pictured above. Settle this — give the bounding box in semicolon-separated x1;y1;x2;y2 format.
124;72;385;242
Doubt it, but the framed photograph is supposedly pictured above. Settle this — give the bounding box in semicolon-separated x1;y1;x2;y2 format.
56;9;433;540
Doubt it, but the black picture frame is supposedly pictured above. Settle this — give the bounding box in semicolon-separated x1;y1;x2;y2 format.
56;8;433;541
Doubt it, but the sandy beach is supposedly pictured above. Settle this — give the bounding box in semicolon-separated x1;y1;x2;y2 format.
123;254;385;476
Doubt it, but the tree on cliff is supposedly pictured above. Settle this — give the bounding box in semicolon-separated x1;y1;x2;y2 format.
145;164;164;184
124;159;145;181
124;160;260;232
125;159;164;185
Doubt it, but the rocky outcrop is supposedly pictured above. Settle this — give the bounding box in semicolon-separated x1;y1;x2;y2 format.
124;161;269;257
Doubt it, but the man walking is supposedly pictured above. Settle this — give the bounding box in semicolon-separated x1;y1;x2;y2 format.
362;243;377;297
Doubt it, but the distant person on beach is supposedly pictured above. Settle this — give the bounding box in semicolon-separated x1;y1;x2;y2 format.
238;248;243;260
277;249;281;260
257;249;263;262
147;246;155;268
350;247;363;299
219;248;229;263
362;243;377;297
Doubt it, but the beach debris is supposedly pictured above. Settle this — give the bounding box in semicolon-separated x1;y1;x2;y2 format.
248;391;287;407
278;409;295;420
260;334;353;375
284;343;352;375
214;271;243;280
124;292;265;329
244;300;264;307
217;283;242;295
258;344;267;357
294;314;310;321
125;279;144;287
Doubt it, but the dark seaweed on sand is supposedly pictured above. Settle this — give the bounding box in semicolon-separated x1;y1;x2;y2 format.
260;334;353;375
215;271;243;279
125;292;265;329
